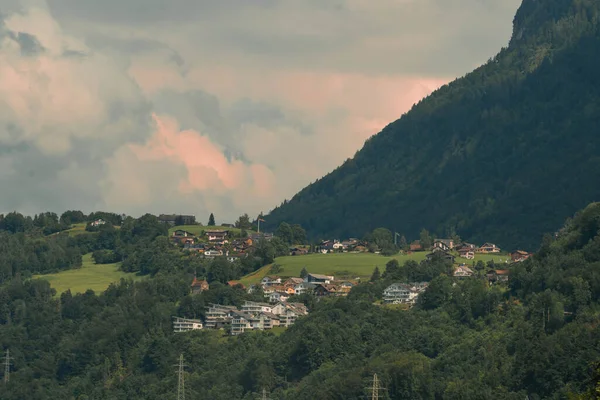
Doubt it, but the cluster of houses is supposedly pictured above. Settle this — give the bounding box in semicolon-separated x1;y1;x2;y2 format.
171;228;274;261
382;282;429;305
420;238;531;263
249;273;357;301
173;300;309;335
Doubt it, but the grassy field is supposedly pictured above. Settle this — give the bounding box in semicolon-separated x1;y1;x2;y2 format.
240;251;510;285
33;253;142;295
168;224;254;236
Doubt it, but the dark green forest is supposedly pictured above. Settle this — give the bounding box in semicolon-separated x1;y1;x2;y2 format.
4;202;600;398
264;0;600;251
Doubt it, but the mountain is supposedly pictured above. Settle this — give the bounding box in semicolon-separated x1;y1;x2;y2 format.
264;0;600;251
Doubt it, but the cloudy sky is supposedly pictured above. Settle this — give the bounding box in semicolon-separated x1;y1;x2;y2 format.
0;0;521;223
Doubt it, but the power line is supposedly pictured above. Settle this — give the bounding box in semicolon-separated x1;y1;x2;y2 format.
2;349;13;384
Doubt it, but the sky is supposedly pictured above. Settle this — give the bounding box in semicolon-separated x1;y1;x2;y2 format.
0;0;521;223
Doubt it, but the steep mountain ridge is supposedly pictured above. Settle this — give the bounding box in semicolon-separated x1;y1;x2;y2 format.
264;0;600;250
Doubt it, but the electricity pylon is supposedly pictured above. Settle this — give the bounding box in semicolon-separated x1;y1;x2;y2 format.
175;354;187;400
261;387;271;400
2;349;12;384
369;373;386;400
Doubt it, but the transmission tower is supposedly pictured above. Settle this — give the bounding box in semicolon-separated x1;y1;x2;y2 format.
367;373;386;400
371;373;380;400
175;353;187;400
2;349;13;384
261;387;270;400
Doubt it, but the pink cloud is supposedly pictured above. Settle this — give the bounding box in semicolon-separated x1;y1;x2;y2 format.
123;114;276;199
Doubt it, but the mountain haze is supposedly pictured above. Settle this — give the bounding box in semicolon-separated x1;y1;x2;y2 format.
264;0;600;250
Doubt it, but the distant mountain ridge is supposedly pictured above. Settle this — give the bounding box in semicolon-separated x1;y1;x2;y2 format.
264;0;600;250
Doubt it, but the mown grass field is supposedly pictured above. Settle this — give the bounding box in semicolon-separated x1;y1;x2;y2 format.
33;253;142;295
168;225;254;236
240;251;510;285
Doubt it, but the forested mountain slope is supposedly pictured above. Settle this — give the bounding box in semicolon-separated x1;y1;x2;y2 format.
264;0;600;250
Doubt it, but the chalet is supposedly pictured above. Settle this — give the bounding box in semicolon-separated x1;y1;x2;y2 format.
487;269;510;284
261;276;282;287
191;277;209;294
305;273;334;284
173;229;194;238
410;241;423;251
456;243;476;251
453;265;474;278
172;316;203;333
433;239;454;251
283;277;304;287
269;291;289;303
206;230;228;242
426;250;455;263
313;284;338;297
294;282;316;295
458;248;475;260
477;243;501;254
383;282;427;305
511;250;531;263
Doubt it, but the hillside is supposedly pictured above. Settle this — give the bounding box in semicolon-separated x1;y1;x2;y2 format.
264;0;600;251
4;203;600;398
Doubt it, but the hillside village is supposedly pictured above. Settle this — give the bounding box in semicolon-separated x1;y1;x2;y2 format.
87;214;534;335
171;223;532;335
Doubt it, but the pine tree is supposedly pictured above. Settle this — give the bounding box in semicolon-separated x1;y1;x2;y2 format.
399;235;408;250
300;267;308;279
370;266;381;282
208;213;215;226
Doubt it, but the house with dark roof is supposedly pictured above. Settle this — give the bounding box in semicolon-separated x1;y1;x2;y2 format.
433;239;455;251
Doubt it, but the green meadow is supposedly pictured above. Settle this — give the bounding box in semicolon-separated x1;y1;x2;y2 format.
33;253;142;295
240;251;510;285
